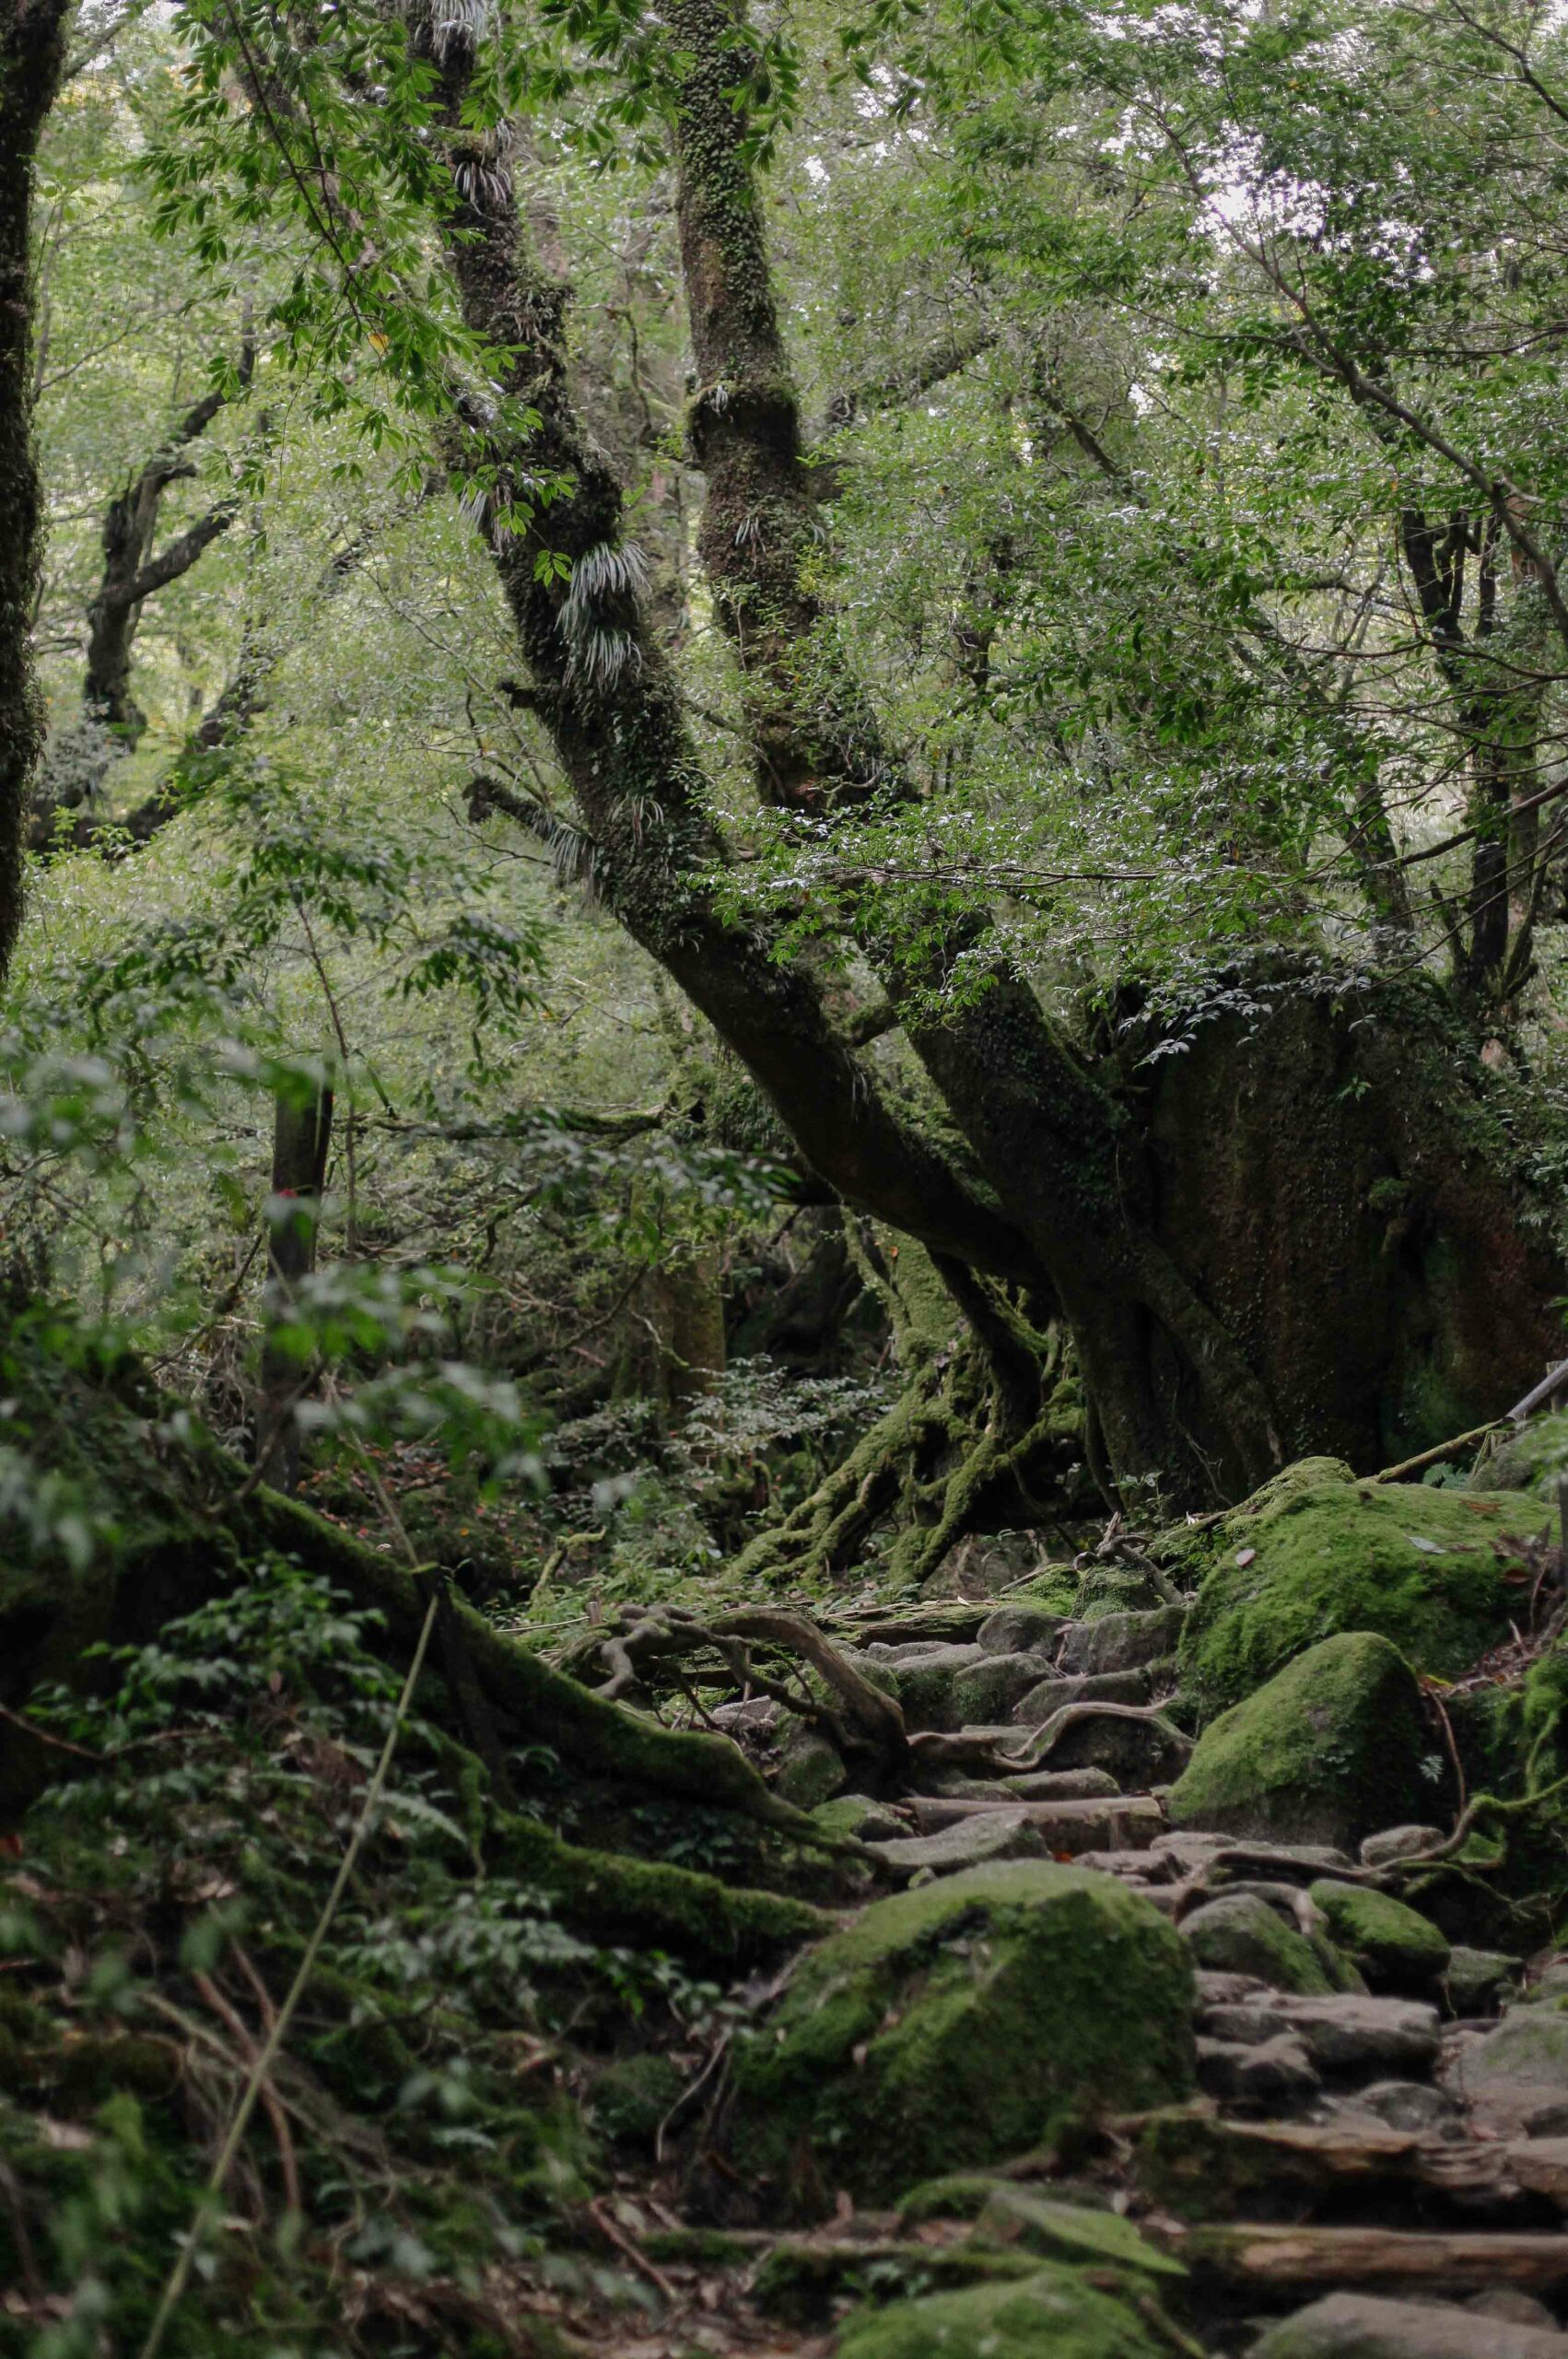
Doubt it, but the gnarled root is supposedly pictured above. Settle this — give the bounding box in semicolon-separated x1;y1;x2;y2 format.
570;1599;909;1786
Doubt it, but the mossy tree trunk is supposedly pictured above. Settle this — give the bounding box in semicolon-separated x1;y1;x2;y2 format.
410;16;1562;1514
0;0;70;980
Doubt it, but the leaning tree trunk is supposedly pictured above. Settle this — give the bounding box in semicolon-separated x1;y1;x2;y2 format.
415;11;1562;1514
0;0;70;980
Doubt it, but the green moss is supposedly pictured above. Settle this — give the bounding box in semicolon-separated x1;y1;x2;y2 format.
975;2188;1185;2278
1071;1564;1166;1622
753;2240;1038;2324
897;2172;1024;2226
1179;1466;1538;1714
726;1861;1194;2216
488;1809;830;1964
1179;1894;1340;1995
1308;1881;1450;1986
773;1725;847;1808
835;2267;1166;2359
1168;1632;1434;1852
1010;1567;1081;1616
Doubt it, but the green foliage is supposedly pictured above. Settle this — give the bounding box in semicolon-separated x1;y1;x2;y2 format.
2;1552;789;2348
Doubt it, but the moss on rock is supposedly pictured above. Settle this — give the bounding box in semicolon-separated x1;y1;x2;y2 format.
1179;1893;1340;1995
725;1860;1194;2216
975;2188;1186;2278
835;2267;1166;2359
1179;1462;1539;1716
1071;1564;1168;1622
1167;1633;1435;1852
1308;1881;1450;1989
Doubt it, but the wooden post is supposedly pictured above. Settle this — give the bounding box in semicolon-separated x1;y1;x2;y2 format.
256;1082;333;1495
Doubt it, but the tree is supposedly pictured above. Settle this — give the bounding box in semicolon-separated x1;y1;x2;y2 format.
0;0;71;975
71;0;1568;1514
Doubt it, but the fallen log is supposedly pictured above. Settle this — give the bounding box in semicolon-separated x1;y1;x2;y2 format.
1168;2220;1568;2291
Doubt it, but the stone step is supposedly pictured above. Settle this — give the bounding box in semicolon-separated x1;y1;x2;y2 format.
905;1794;1164;1851
1000;1766;1122;1801
1199;1993;1443;2078
864;1809;1047;1879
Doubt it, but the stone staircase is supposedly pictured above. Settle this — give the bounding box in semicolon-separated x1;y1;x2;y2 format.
776;1591;1568;2356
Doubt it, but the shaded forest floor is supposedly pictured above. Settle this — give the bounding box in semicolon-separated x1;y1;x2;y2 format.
8;1387;1568;2358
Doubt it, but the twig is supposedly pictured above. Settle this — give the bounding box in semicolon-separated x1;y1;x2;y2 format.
1422;1682;1469;1822
585;2195;679;2301
190;1971;302;2213
0;1701;102;1762
655;2031;731;2165
1375;1420;1509;1483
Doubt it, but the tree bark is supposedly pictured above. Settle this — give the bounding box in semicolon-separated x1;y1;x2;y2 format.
665;0;1282;1497
424;61;1035;1300
0;0;70;980
407;14;1557;1508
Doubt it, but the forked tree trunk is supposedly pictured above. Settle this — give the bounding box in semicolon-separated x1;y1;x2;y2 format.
418;14;1562;1514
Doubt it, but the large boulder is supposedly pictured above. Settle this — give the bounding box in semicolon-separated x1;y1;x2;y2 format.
1307;1881;1450;1990
835;2267;1167;2359
1179;1460;1539;1715
1167;1633;1436;1853
726;1861;1194;2215
1252;2292;1568;2359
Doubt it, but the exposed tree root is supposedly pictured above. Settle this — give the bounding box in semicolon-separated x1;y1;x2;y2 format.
566;1600;910;1786
730;1344;1082;1595
1;1464;844;1855
241;1494;848;1847
488;1808;834;1964
907;1700;1192;1779
730;1359;951;1588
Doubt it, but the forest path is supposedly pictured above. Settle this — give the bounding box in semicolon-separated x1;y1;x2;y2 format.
581;1589;1568;2357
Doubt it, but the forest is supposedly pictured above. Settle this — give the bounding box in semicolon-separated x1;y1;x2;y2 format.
12;0;1568;2350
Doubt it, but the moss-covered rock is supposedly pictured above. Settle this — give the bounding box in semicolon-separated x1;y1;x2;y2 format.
1308;1882;1450;1989
1167;1633;1435;1852
1071;1564;1168;1622
1179;1893;1339;1995
773;1724;847;1808
1445;1945;1521;2014
835;2267;1166;2359
811;1794;906;1843
1457;1997;1568;2114
726;1862;1194;2215
1179;1461;1539;1715
975;2188;1186;2278
951;1651;1060;1724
